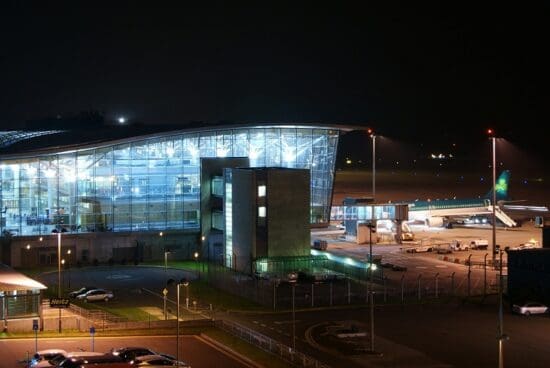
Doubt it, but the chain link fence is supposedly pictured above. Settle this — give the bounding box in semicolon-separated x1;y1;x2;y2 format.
207;261;507;309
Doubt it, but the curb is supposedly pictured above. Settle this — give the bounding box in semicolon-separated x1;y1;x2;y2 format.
198;333;264;368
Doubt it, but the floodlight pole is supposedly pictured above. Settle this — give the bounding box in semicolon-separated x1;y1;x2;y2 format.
491;136;497;267
57;232;62;333
498;248;505;368
369;223;374;285
371;133;376;201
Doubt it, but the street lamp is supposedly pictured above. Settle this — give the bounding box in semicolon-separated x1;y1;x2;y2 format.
367;128;376;201
487;129;497;267
290;280;297;351
66;249;72;288
168;278;189;364
164;251;171;272
57;231;62;333
496;245;508;368
367;221;376;285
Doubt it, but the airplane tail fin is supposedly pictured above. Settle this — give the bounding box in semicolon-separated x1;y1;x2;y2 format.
485;170;510;202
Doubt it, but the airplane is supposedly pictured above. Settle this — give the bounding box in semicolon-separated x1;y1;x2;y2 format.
404;170;547;228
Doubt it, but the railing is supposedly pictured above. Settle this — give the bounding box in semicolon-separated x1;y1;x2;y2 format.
216;319;331;368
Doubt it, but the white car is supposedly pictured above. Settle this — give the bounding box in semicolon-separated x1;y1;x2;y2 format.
33;351;105;368
29;349;67;367
76;288;114;302
133;354;191;367
512;302;548;316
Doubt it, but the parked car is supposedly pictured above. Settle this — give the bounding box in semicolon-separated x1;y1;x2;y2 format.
76;288;114;302
512;302;548;316
406;245;433;253
34;352;105;368
133;354;191;367
513;241;539;250
29;349;67;367
57;354;123;368
111;347;158;362
391;265;407;272
68;286;97;298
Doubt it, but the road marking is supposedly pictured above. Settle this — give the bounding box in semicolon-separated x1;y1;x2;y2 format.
274;320;301;325
260;323;266;327
435;265;448;268
252;321;258;324
416;266;428;269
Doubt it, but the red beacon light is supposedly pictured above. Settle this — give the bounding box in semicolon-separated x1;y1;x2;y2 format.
487;128;495;137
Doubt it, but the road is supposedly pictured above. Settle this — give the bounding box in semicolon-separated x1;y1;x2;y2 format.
228;300;550;368
0;335;251;368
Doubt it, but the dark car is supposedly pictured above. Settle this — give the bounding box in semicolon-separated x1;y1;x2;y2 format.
68;286;97;298
57;354;123;368
391;265;407;272
111;347;157;362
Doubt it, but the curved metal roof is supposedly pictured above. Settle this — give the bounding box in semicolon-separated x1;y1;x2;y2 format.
0;130;64;148
0;122;363;159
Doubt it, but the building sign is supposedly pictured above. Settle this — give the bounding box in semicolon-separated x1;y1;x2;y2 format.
50;298;70;308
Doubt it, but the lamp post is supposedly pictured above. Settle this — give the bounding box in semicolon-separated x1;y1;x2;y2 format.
194;251;200;279
367;128;376;201
66;249;71;288
496;246;507;368
164;251;170;273
367;221;376;285
171;278;189;364
291;281;296;351
57;231;62;333
488;129;497;267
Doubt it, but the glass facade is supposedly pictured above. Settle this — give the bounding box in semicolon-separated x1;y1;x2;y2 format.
0;127;340;237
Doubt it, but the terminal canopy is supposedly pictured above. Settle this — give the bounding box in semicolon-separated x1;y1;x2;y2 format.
0;264;47;291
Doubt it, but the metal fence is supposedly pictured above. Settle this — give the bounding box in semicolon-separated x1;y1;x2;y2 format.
216;319;331;368
207;261;507;309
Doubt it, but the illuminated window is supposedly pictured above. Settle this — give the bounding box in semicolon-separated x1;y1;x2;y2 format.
258;206;266;217
257;185;266;197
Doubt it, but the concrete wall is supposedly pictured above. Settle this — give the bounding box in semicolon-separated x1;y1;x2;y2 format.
266;169;310;258
9;231;200;267
231;170;255;273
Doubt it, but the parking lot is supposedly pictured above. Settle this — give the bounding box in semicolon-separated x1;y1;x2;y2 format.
314;221;543;293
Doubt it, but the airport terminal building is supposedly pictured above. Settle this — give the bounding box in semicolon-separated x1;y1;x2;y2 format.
0;123;346;267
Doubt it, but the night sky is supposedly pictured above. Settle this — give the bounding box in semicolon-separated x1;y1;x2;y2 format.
1;2;548;162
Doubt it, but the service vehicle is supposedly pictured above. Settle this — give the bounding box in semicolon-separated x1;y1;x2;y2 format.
469;239;489;250
449;240;469;251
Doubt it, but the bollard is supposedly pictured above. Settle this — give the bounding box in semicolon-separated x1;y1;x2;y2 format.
400;274;405;304
450;272;455;297
484;253;488;297
435;273;439;298
417;274;422;300
383;277;387;303
347;278;351;304
467;254;472;298
330;282;333;306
